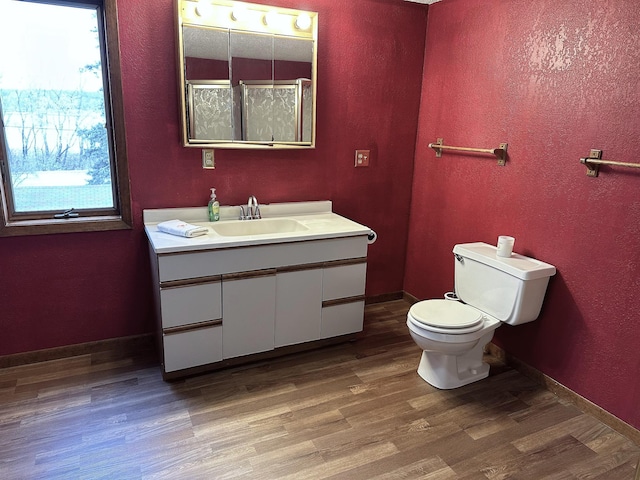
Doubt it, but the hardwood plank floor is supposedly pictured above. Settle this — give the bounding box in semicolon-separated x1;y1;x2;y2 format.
1;300;639;479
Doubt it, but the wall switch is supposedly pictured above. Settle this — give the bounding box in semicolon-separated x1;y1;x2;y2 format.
202;149;215;169
355;149;370;167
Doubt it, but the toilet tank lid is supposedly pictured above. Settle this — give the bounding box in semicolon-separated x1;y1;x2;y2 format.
453;242;556;280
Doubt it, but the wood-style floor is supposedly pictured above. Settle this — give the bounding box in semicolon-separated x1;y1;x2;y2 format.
1;300;639;479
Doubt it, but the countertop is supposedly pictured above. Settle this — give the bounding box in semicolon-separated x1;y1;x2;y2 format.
144;201;371;254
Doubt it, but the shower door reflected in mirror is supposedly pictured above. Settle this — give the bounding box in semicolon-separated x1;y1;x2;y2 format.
183;26;234;142
240;79;312;142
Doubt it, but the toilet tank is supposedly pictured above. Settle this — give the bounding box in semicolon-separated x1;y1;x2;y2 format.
452;242;556;325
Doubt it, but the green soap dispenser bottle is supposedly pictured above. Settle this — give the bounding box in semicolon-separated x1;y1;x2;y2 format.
208;188;220;222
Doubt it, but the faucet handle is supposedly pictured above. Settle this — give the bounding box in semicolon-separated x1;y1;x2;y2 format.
239;205;247;220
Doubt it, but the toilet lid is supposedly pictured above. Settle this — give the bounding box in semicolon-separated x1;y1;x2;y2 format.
409;299;484;330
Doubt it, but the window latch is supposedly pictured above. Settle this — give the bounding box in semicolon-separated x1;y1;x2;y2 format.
54;208;80;219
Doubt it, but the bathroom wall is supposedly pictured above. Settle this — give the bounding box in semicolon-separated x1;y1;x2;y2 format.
0;0;426;356
404;0;640;429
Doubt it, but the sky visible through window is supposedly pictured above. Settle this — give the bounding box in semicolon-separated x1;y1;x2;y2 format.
0;0;114;213
0;1;102;91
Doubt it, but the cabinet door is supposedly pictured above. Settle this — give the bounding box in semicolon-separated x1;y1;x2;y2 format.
222;273;276;359
275;269;323;348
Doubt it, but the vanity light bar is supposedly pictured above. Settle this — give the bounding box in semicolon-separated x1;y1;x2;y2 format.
185;0;316;38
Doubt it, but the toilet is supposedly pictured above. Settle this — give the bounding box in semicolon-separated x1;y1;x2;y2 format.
407;242;556;389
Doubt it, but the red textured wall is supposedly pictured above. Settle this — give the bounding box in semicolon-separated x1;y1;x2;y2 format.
0;1;425;355
405;0;640;429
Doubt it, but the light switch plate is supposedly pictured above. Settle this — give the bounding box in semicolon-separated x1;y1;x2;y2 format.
202;149;215;169
355;149;370;167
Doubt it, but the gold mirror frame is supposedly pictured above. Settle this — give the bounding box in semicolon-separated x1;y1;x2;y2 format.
176;0;318;149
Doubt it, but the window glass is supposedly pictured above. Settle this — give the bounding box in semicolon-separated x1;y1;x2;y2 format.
0;0;129;234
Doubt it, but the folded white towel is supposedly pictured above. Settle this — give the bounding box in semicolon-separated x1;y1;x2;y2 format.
157;219;208;238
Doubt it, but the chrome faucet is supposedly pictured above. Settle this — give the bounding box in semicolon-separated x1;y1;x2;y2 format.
242;195;261;220
248;195;261;219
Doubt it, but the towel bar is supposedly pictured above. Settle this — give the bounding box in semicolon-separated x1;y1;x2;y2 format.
580;149;640;177
428;138;508;166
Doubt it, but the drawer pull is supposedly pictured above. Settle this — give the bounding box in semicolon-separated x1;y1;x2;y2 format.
161;275;222;289
322;295;366;308
164;319;222;335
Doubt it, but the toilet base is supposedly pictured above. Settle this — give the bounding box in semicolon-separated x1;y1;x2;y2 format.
416;337;491;389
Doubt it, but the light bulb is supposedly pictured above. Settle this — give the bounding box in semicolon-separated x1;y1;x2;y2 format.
295;13;311;30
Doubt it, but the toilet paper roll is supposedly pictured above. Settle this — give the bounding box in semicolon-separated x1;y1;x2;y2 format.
367;229;377;245
496;235;515;257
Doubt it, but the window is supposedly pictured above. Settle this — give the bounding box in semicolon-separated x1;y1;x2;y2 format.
0;0;131;236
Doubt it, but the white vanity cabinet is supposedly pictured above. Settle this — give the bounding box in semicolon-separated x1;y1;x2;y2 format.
144;202;371;379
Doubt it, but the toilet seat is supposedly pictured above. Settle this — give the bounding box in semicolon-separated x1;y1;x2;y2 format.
408;299;485;334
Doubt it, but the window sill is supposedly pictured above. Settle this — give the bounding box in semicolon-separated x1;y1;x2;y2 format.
0;215;133;237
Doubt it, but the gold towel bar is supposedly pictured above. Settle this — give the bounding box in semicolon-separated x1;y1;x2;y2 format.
428;138;508;166
580;149;640;177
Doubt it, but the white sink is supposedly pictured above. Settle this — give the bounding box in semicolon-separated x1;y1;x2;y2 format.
210;218;309;237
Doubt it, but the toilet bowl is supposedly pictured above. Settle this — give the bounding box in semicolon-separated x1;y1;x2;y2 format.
406;299;501;389
407;242;556;390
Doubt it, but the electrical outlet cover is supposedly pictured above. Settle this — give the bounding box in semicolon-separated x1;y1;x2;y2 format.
202;149;215;169
355;149;370;167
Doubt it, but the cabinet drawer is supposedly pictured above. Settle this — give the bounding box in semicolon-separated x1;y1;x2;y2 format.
163;324;223;372
160;281;221;329
322;263;367;301
321;301;365;338
157;236;368;282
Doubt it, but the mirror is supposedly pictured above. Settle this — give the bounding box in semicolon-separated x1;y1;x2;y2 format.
176;0;318;149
